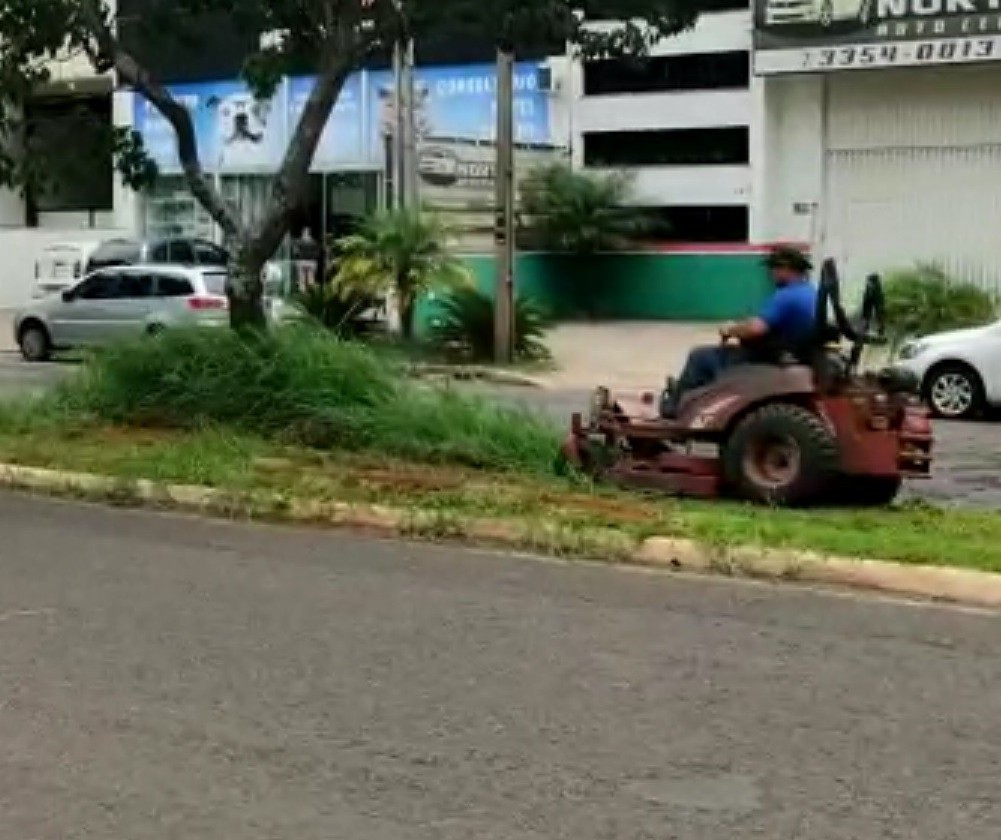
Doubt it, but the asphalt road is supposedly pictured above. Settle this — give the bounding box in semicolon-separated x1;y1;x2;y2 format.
2;491;1001;838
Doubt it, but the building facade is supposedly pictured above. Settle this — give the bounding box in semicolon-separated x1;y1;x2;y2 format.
571;4;755;242
752;0;1001;292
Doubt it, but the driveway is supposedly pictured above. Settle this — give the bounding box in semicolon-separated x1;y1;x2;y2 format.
3;492;1001;838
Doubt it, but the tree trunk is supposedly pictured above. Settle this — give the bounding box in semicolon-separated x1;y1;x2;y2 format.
400;294;416;341
229;248;268;330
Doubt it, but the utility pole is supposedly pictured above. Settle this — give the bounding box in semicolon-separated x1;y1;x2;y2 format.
392;39;404;209
402;37;418;207
493;45;515;364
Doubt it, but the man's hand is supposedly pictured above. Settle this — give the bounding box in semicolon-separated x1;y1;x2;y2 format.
721;317;769;343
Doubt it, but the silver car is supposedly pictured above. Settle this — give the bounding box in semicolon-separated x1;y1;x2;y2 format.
15;265;231;361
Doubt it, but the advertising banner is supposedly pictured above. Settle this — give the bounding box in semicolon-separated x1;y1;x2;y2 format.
134;61;560;175
754;0;1001;74
134;79;287;173
288;73;366;170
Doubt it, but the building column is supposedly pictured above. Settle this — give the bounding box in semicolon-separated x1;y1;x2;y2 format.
112;88;142;234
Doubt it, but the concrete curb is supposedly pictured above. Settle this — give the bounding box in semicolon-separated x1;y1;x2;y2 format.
406;363;544;388
1;462;999;609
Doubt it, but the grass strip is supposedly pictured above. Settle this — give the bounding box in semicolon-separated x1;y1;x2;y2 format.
0;422;998;572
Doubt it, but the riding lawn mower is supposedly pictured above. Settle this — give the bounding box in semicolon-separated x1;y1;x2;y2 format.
558;259;934;507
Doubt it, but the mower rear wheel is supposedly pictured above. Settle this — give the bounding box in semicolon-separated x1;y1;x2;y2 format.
723;403;838;507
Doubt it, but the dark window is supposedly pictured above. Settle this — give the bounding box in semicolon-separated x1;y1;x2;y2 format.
86;240;142;273
76;273;122;300
149;241;170;263
169;240;196;264
583;127;749;167
584;51;749;96
641;206;749;243
193;241;229;266
24;94;113;215
119;273;155;298
584;0;746;18
156;275;195;297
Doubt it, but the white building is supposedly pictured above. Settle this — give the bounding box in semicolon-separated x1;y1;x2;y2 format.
0;0;137;308
753;0;1001;293
570;5;754;242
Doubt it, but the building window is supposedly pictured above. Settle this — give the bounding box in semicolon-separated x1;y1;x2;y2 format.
583;127;748;167
24;95;113;215
642;206;749;243
583;0;747;18
584;51;749;96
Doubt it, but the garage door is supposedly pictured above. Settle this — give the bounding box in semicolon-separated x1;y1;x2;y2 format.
823;66;1001;294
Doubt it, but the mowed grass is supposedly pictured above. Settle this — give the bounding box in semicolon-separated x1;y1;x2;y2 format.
0;418;998;573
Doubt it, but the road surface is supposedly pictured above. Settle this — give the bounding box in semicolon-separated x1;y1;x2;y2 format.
2;492;1001;838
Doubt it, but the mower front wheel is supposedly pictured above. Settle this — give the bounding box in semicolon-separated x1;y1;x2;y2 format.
723;403;838;507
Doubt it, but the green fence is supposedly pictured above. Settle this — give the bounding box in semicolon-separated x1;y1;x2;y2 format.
418;250;774;331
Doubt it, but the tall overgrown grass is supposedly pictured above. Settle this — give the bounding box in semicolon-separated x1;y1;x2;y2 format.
49;326;561;473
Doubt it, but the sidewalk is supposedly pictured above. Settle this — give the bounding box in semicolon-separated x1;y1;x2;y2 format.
536;322;716;391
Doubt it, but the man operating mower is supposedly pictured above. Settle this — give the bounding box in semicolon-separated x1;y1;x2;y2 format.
661;245;818;418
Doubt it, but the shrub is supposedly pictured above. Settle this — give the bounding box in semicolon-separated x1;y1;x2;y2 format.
294;283;384;337
883;263;997;349
428;288;550;363
55;327;560;473
331;209;471;339
518;163;652;253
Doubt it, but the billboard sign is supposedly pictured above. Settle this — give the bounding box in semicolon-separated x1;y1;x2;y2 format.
754;0;1001;74
134;61;560;174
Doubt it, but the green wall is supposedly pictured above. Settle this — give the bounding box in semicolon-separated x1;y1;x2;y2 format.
429;251;774;324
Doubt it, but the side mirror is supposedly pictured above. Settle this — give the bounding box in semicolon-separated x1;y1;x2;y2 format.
61;290;74;303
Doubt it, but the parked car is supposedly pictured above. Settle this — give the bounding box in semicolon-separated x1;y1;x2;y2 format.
15;265;230;362
84;236;229;274
764;0;871;27
893;322;1001;419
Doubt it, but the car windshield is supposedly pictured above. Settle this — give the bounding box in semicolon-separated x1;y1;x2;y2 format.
202;272;229;297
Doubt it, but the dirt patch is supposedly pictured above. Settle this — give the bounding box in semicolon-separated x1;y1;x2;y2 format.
349;467;471;494
539;491;661;525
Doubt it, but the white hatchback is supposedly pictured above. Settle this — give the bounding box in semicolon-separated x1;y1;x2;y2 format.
893;322;1001;419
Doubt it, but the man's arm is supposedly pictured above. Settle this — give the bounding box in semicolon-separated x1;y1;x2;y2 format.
720;317;768;342
721;290;785;341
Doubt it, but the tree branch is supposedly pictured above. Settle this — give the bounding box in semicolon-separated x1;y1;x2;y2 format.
247;42;354;263
78;0;242;239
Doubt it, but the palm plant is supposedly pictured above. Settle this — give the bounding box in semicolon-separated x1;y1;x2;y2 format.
518;164;651;254
429;288;550;362
331;209;471;340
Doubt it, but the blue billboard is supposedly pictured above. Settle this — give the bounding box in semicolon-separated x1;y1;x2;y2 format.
133;61;554;175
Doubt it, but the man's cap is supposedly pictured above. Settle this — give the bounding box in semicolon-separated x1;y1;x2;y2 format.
764;245;812;273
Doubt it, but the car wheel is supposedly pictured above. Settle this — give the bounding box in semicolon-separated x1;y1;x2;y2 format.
924;363;984;420
19;323;51;363
723;403;839;507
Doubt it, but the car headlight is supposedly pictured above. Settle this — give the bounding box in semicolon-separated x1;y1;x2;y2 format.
897;341;929;361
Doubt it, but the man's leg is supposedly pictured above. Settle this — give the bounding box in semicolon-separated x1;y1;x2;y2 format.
662;344;747;418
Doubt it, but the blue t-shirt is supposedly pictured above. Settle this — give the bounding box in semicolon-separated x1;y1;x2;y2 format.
758;279;818;347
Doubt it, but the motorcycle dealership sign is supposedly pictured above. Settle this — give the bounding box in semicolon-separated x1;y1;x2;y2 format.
754;0;1001;73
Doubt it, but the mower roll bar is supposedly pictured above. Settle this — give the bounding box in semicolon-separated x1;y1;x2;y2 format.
815;259;886;373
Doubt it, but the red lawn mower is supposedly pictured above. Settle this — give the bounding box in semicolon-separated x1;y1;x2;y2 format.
559;259;933;507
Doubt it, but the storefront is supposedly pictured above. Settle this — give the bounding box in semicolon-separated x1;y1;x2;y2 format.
752;0;1001;293
132;60;568;280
